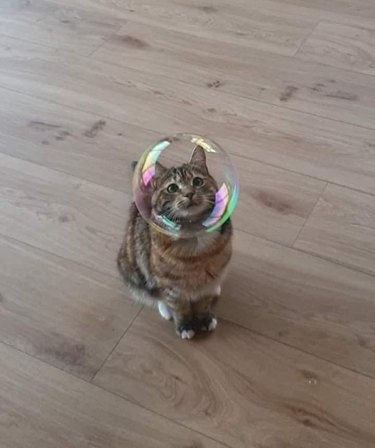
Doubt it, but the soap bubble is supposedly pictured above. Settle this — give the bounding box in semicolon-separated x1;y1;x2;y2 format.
133;133;239;238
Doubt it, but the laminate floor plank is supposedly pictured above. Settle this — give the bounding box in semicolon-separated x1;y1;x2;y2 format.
0;88;325;246
37;0;317;56
297;21;375;76
249;0;375;28
0;152;127;276
219;231;375;379
0;0;123;56
233;161;325;245
0;342;225;448
0;81;158;192
94;308;375;448
0;235;139;379
1;1;375;446
0;0;48;23
273;0;375;20
26;0;375;32
295;184;375;276
1;41;375;195
93;19;375;130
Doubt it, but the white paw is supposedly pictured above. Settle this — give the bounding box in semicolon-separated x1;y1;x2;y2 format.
215;286;221;296
180;329;195;340
208;317;218;332
158;301;172;320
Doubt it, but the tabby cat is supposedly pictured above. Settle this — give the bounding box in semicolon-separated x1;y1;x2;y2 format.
117;146;232;339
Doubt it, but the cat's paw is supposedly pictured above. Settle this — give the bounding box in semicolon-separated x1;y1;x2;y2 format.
176;324;196;340
158;301;173;320
198;314;218;332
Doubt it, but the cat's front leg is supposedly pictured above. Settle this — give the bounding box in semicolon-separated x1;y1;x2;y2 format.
166;297;196;340
158;301;173;321
192;290;221;333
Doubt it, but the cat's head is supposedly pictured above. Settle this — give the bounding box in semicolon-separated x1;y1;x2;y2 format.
150;146;217;226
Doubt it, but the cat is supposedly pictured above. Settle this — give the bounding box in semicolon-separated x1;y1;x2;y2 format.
117;145;232;339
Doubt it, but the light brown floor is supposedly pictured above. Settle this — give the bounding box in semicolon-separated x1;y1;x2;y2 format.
1;1;375;447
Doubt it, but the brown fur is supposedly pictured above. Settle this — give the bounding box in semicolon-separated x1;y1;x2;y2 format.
117;147;232;338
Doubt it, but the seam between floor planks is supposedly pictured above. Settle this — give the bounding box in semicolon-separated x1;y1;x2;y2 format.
1;232;375;385
47;27;375;133
1;3;375;446
87;20;375;133
0;153;374;281
3;31;375;135
291;183;329;247
1;158;373;285
89;306;144;382
0;339;233;448
2;306;375;448
1;82;375;200
294;19;375;77
291;19;319;56
88;56;375;134
0;148;320;249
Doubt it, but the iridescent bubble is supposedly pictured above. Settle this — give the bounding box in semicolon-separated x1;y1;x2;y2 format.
133;133;239;238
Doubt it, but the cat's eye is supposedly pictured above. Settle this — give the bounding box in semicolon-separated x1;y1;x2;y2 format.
167;183;179;193
192;177;204;187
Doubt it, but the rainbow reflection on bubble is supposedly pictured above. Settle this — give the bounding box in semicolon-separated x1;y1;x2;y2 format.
133;134;239;238
202;182;239;231
141;139;171;187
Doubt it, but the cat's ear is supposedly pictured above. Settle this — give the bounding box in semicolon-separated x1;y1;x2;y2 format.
151;162;167;190
190;145;208;174
154;161;167;178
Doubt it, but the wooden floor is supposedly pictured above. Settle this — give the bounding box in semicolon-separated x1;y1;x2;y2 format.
1;1;375;447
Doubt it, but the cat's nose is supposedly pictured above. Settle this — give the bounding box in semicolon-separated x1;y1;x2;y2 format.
185;192;194;200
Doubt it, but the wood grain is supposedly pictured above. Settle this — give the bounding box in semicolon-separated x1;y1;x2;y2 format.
295;184;375;275
1;41;375;195
0;83;159;191
261;0;375;27
277;0;375;20
1;0;375;445
0;88;325;246
95;308;375;448
220;231;375;378
0;235;139;379
0;0;47;23
94;19;375;130
0;0;122;56
17;0;375;28
234;161;325;245
38;0;316;56
298;21;375;75
0;342;225;448
0;152;127;276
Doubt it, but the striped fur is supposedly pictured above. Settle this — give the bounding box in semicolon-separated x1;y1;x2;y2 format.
117;147;233;339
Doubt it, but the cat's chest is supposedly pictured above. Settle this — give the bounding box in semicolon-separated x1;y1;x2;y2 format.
152;235;231;294
168;257;229;300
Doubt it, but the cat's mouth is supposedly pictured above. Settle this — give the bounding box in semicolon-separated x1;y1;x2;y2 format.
168;199;214;223
154;193;216;226
180;198;197;209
